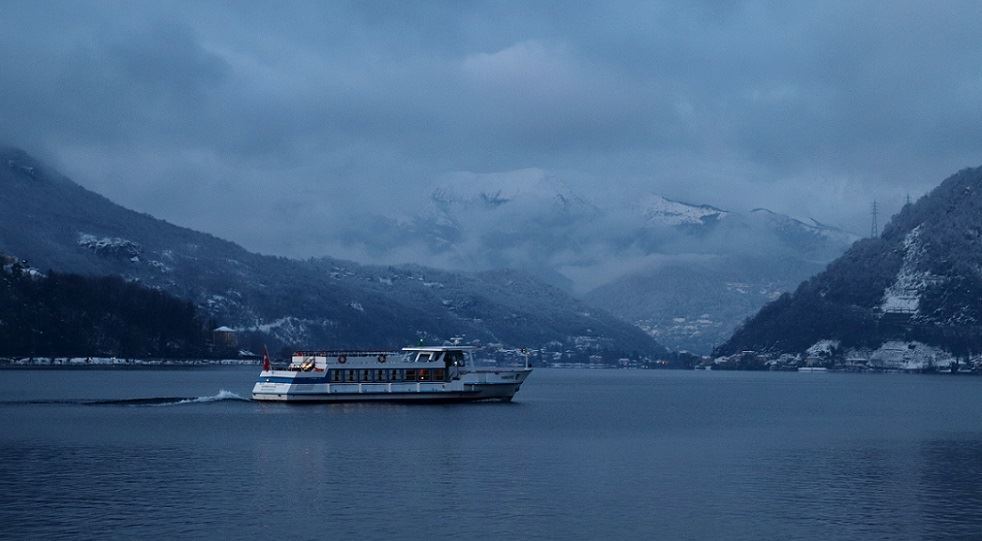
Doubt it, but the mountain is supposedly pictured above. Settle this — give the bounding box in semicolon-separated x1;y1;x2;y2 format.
0;147;664;359
583;254;825;353
716;166;982;365
329;171;857;353
583;205;858;353
637;194;728;227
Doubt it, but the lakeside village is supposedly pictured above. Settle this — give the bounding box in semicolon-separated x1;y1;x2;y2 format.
0;328;673;369
4;327;981;374
5;349;982;373
710;340;982;374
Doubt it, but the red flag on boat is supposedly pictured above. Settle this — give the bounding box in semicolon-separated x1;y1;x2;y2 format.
262;345;271;372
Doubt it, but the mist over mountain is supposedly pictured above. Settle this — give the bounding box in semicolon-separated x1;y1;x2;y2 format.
327;169;857;353
717;165;982;362
0;147;662;359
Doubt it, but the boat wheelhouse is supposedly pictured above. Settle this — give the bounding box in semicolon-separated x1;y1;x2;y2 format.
251;346;532;402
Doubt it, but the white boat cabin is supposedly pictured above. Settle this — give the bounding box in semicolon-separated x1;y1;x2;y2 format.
254;345;531;402
283;346;475;383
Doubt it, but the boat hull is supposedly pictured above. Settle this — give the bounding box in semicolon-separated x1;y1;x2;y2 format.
252;384;521;403
251;369;531;403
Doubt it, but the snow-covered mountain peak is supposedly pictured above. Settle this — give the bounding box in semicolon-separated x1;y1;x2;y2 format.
750;208;858;243
638;194;728;226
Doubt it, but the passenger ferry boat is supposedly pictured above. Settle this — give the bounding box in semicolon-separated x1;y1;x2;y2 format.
252;346;532;402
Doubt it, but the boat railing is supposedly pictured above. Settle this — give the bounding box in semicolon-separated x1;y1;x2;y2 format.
293;349;402;357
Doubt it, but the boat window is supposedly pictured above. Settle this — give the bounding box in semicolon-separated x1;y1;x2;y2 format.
416;352;432;362
434;368;445;381
405;369;416;380
346;370;354;383
331;370;340;383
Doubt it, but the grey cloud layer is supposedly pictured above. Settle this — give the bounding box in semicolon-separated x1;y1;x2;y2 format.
2;1;981;257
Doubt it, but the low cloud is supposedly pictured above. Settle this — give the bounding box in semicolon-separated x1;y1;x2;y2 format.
1;1;980;260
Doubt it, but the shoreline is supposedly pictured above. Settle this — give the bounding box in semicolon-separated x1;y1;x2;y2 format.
0;357;258;369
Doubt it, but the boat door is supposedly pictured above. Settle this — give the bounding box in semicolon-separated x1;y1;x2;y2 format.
445;350;464;380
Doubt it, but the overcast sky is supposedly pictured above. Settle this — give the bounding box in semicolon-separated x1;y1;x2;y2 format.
3;1;982;258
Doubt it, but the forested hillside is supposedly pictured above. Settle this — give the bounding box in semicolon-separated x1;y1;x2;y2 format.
716;166;982;358
0;258;213;357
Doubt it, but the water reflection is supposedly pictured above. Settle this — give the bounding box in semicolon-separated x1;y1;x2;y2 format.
916;438;982;540
755;437;982;540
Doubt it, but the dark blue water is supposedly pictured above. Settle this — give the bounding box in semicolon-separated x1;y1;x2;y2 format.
2;368;982;540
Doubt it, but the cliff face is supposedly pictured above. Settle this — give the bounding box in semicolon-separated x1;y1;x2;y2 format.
716;166;982;357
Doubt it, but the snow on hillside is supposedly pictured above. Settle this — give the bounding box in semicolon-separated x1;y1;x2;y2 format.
806;339;840;357
881;226;943;314
750;208;858;243
234;316;333;346
638;194;727;226
77;233;142;260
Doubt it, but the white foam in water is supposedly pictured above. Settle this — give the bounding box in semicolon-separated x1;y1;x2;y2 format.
168;390;250;406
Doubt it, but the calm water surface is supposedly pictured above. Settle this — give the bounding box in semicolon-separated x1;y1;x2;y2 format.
1;368;981;540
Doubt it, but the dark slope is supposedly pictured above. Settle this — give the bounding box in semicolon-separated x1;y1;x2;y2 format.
0;258;211;357
0;147;664;357
716;166;982;356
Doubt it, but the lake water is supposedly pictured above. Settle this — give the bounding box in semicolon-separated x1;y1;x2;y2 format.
1;368;981;540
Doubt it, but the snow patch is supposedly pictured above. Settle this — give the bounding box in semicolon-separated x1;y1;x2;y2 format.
148;260;172;273
638;194;727;226
235;317;336;346
881;227;943;314
806;339;840;357
77;233;142;259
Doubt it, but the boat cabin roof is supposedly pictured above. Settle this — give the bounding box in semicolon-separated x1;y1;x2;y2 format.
402;346;475;352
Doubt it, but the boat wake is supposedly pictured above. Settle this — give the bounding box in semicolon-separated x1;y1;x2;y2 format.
163;389;250;406
0;390;251;407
